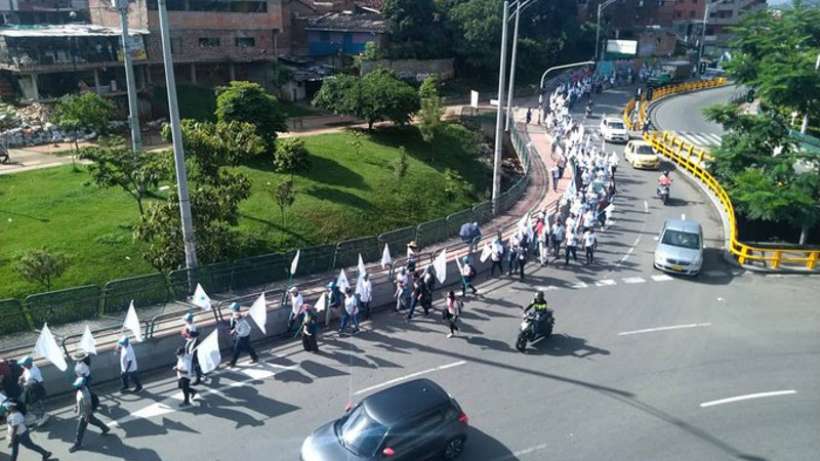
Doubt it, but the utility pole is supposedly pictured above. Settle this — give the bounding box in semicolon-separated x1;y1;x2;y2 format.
158;0;198;270
491;1;510;214
697;0;731;76
595;2;603;61
504;1;521;132
801;53;820;134
113;0;142;158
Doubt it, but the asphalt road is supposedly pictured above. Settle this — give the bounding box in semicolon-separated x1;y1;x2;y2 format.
8;88;818;461
652;84;736;135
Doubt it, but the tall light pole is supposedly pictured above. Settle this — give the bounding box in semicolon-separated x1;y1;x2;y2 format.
595;0;620;62
158;0;198;270
503;1;521;132
491;0;511;213
697;0;732;76
801;53;820;134
113;0;142;158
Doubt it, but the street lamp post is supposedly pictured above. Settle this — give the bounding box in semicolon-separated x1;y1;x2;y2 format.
113;0;142;158
158;0;198;270
503;1;521;132
697;0;732;76
595;0;620;62
491;0;511;213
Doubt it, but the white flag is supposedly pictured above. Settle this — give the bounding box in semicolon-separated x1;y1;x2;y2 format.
79;325;97;355
192;283;212;311
290;249;300;276
314;292;327;313
355;276;366;296
433;249;447;284
357;253;367;280
380;244;392;269
123;300;143;342
34;323;67;372
248;293;267;334
337;269;350;292
455;254;463;275
480;243;492;263
196;329;221;374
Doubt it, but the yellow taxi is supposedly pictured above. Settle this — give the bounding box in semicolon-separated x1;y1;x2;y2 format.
624;140;660;169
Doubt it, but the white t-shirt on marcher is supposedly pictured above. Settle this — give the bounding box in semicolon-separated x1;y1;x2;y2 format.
344;295;358;315
120;344;138;373
584;232;597;248
22;365;43;385
6;411;26;438
75;361;90;378
290;293;304;315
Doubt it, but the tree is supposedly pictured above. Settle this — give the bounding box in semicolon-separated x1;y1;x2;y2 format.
273;137;311;177
215;81;288;148
723;2;820;128
394;146;409;179
53;92;114;167
418;75;444;160
15;249;70;291
705;104;820;244
349;130;365;156
382;0;448;59
273;179;296;227
313;70;419;129
80;137;163;216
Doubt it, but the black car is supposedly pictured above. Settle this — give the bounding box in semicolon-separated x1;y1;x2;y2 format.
300;378;469;461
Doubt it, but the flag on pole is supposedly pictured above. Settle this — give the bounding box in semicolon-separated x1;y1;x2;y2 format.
290;249;300;276
34;323;67;371
433;249;447;284
79;325;97;355
479;243;492;263
192;283;212;311
357;254;367;280
248;293;267;334
455;253;463;275
123;300;143;342
380;243;392;269
314;292;327;313
355;275;366;296
196;329;221;374
337;269;350;292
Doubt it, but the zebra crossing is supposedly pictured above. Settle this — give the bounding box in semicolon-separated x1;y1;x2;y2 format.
670;131;723;149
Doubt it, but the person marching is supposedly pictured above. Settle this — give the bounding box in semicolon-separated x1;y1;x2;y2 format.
565;228;579;265
117;337;142;393
444;291;463;338
18;357;48;426
301;307;320;353
339;287;360;335
287;287;305;336
358;274;372;320
72;351;92;386
490;237;504;277
173;347;198;407
2;400;52;461
228;303;258;367
181;313;203;385
583;227;598;265
68;377;109;453
460;257;478;297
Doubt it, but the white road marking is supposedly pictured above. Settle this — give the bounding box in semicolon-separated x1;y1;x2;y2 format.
353;361;467;396
569;282;588;289
633;236;641;246
618;323;711;336
622;277;646;284
595;279;616;287
651;274;674;281
700;390;797;408
643;200;649;213
509;443;549;458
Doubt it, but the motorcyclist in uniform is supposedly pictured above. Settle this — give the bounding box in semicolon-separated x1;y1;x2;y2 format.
523;291;552;336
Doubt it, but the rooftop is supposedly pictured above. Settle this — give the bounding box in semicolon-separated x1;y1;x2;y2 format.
305;11;385;33
0;24;148;38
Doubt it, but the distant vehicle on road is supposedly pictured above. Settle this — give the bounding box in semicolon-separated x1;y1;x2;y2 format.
648;60;692;87
300;379;469;461
600;117;629;143
654;219;704;276
624;140;660;169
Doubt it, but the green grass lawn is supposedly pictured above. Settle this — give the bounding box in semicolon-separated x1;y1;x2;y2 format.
0;125;490;300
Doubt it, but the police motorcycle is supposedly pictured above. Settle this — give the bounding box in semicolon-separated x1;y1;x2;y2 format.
515;291;555;353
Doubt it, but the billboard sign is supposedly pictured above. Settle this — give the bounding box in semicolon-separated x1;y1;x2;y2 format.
606;39;638;56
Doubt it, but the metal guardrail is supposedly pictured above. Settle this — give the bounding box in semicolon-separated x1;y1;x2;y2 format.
625;78;819;271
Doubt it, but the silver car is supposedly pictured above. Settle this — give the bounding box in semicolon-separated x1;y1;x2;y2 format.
654;219;703;276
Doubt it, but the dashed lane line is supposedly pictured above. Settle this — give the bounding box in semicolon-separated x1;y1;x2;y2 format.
700;390;797;408
622;277;646;284
651;274;674;282
595;279;616;287
618;323;711;336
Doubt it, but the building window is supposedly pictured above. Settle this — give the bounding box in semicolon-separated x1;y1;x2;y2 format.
235;37;256;48
199;37;221;48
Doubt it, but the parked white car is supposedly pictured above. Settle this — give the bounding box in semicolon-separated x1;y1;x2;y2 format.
600;117;629;143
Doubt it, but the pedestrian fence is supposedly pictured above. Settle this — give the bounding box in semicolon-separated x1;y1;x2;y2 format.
2;72;569;352
626;78;819;271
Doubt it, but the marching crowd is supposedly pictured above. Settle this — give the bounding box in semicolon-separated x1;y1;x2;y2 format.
0;67;624;461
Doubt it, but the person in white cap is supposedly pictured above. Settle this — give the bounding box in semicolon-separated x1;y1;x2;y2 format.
180;313;202;385
287;287;304;336
73;351;92;385
229;303;258;367
2;400;52;460
117;337;142;393
69;377;109;453
18;356;48;425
